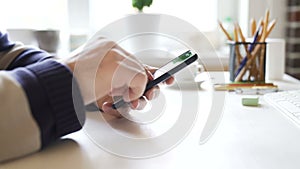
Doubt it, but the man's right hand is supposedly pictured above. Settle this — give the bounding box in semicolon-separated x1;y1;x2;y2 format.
62;36;148;107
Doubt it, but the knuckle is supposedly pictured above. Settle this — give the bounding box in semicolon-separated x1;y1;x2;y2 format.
108;48;118;56
136;71;148;84
105;40;117;48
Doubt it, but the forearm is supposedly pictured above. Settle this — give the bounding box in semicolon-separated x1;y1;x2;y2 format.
0;32;86;162
0;72;41;162
9;59;86;142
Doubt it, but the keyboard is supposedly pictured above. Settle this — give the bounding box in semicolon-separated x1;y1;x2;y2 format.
264;90;300;127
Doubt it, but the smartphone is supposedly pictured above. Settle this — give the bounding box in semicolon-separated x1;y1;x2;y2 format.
112;50;198;109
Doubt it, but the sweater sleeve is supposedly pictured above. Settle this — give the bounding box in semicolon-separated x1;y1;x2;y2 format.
0;72;41;162
0;31;85;162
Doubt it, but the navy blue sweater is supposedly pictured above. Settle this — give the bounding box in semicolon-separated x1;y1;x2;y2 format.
0;31;85;161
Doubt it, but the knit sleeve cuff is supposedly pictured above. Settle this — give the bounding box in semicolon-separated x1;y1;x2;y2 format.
9;59;85;146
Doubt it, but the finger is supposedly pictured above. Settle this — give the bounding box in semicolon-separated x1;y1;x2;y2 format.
102;102;124;118
135;96;148;110
124;72;147;102
165;76;175;85
144;65;157;74
145;65;174;85
109;85;128;97
144;86;160;100
111;60;147;102
130;99;139;109
97;95;131;117
110;72;146;102
96;94;113;104
145;68;154;81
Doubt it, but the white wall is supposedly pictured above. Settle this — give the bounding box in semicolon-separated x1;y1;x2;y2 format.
68;0;90;32
0;0;68;29
218;0;239;22
240;0;287;38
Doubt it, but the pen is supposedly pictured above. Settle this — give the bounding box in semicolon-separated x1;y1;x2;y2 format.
234;26;261;78
235;87;278;95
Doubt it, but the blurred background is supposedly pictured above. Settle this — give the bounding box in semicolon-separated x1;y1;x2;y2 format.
1;0;297;79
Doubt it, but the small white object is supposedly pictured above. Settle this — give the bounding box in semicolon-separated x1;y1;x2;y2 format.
265;38;286;80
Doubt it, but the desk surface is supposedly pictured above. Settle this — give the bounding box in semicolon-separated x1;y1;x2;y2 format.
1;72;300;169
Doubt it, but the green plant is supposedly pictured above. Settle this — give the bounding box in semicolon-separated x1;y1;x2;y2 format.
132;0;153;12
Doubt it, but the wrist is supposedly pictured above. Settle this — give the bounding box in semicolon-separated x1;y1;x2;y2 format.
56;57;75;74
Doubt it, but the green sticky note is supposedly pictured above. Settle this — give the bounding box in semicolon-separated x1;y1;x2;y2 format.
242;97;259;106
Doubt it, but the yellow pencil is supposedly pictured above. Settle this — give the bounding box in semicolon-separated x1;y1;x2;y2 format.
261;9;270;41
265;19;277;38
237;23;246;44
236;23;249;57
218;20;233;41
233;25;242;63
251;18;257;37
233;25;239;42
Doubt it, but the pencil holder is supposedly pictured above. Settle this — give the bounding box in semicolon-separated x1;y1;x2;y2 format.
228;41;267;82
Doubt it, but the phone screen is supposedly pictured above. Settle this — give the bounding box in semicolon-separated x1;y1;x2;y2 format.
112;50;198;109
154;51;196;78
146;50;198;90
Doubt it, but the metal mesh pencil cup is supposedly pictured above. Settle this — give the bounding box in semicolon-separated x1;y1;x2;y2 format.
228;41;267;82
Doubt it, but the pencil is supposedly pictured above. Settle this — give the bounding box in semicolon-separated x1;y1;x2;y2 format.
236;23;249;54
234;26;261;80
234;43;263;82
236;24;246;43
233;24;239;42
240;9;270;82
265;19;277;38
256;18;264;40
251;18;257;37
259;44;266;81
261;9;270;42
251;59;258;80
218;20;233;41
233;25;242;62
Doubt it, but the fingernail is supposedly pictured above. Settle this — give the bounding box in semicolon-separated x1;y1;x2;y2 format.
131;101;139;109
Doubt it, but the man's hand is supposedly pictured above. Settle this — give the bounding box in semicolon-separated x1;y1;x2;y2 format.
62;36;148;105
97;65;174;118
62;35;174;117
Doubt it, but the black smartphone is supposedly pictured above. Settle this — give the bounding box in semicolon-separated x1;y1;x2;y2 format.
111;50;198;109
